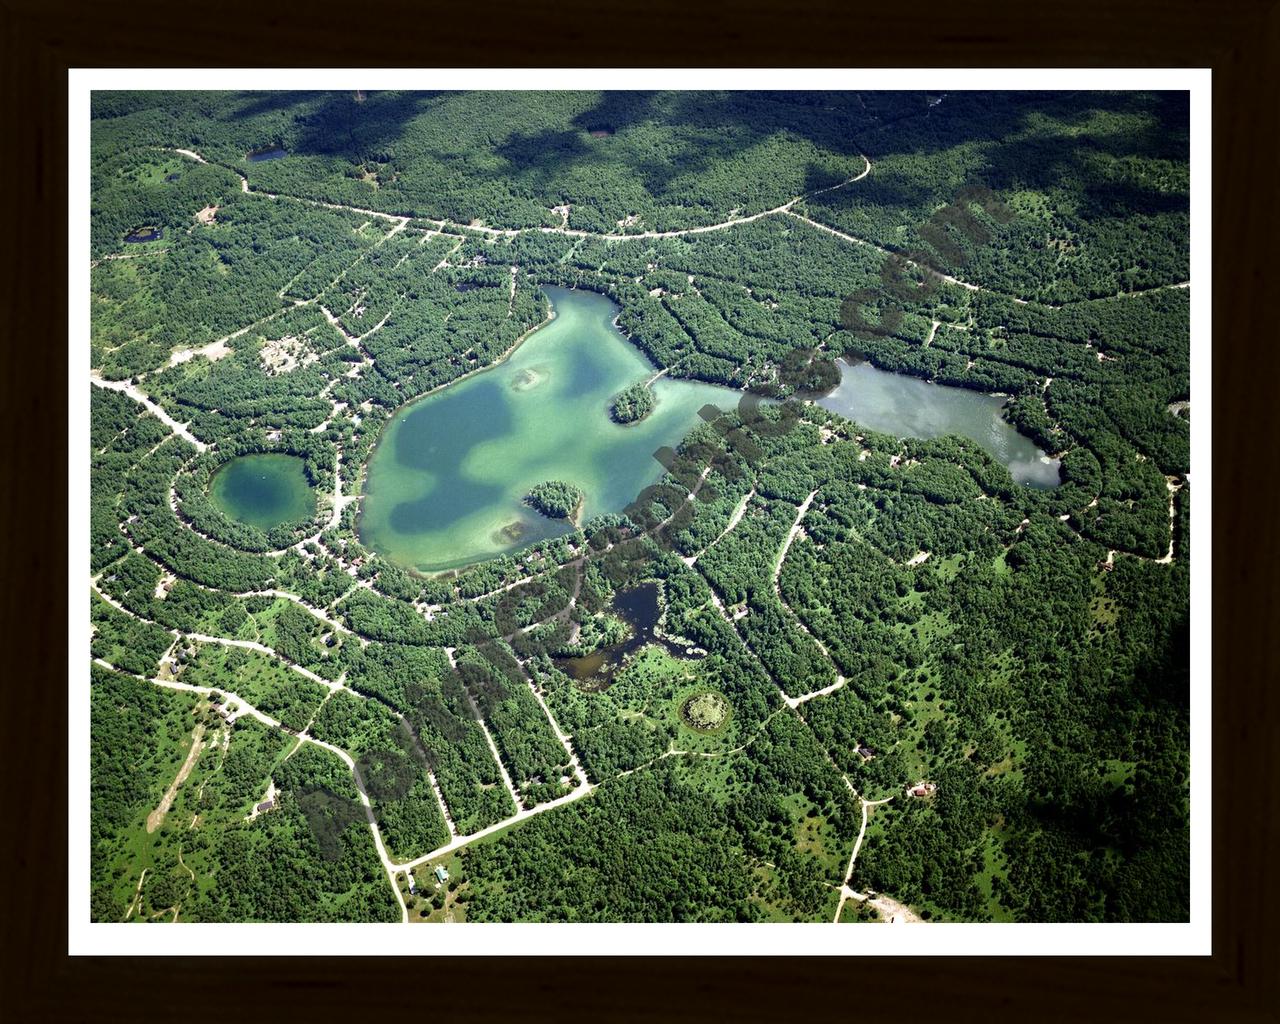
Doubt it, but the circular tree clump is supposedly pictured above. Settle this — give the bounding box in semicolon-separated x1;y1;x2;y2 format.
680;691;729;732
611;381;655;424
525;480;584;520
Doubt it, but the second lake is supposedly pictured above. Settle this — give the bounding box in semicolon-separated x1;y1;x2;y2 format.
817;359;1061;488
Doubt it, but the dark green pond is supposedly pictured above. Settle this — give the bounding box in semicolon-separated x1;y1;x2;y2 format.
818;359;1061;488
208;454;315;530
556;582;704;687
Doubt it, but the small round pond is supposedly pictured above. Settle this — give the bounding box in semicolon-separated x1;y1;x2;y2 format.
208;453;315;530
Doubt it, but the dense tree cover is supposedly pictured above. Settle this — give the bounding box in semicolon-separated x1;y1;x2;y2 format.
90;664;396;923
454;646;577;806
92;91;874;233
182;644;326;732
97;550;239;635
89;90;1190;924
91;592;174;676
201;744;399;922
90;664;198;859
804;92;1188;304
90;147;243;259
524;479;584;520
92;194;386;380
610;381;655;423
140;306;351;443
463;765;758;921
594;395;1189;921
91;387;174;571
459;710;855;922
340;642;517;833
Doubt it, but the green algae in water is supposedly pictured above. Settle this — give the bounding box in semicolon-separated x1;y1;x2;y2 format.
359;287;736;572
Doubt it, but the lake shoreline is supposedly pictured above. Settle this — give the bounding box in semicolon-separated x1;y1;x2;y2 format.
817;356;1062;488
357;287;736;574
354;302;557;577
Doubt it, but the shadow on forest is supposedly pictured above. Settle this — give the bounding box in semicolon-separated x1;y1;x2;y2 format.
211;88;1187;233
811;90;1189;225
487;91;883;201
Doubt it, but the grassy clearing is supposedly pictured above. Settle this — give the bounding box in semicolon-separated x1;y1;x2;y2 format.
608;645;740;755
182;643;326;732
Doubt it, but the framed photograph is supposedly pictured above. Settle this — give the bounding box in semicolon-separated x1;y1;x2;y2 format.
5;3;1275;1018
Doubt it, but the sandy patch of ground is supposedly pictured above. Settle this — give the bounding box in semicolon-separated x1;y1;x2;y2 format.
146;723;206;834
906;550;931;566
167;337;231;369
123;869;148;920
154;571;177;600
866;893;922;923
260;335;319;376
845;889;923;924
195;205;219;225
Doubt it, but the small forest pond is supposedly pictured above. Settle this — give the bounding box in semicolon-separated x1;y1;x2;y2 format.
208;453;315;530
556;582;703;688
359;287;736;572
124;226;163;243
247;147;288;162
818;359;1061;488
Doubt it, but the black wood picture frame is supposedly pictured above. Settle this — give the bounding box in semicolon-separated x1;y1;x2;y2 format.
2;1;1274;1019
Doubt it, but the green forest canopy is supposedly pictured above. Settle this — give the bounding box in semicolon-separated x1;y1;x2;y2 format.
88;90;1191;925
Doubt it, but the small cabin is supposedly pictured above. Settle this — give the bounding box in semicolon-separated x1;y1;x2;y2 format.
433;865;449;884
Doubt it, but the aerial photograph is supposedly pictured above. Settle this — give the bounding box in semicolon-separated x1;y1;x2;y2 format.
87;89;1191;926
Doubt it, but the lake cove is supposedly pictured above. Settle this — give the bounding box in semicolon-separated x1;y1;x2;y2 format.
359;287;736;572
818;359;1062;488
208;453;315;530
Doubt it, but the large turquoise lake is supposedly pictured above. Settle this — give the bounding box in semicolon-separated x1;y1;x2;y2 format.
818;359;1062;488
360;287;736;572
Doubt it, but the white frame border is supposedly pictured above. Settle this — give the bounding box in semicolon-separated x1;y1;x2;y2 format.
69;67;1211;956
